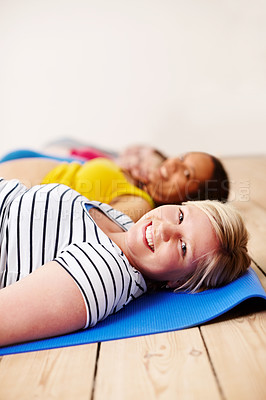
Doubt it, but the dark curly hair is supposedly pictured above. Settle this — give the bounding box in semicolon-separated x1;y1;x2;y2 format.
189;154;230;202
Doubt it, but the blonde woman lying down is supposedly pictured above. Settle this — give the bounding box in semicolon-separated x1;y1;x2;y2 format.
0;178;249;347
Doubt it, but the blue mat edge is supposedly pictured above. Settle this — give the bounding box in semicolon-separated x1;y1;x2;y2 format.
1;268;265;356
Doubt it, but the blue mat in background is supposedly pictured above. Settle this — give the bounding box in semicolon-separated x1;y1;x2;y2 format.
1;267;265;356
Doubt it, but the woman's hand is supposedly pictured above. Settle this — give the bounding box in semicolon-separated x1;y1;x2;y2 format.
116;146;166;184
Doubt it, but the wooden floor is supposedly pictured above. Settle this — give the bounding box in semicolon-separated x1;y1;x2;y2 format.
0;156;265;400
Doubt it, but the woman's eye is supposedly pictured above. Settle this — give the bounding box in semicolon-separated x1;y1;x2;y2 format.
179;209;184;223
181;241;187;256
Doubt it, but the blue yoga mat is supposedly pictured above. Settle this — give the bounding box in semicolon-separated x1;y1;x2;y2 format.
0;149;85;164
1;267;265;356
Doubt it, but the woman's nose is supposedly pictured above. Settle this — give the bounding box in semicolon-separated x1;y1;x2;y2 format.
160;221;180;242
160;159;179;179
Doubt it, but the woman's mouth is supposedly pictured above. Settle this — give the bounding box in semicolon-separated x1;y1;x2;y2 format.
145;223;154;252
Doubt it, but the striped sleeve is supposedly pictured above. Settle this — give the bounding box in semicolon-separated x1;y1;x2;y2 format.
0;178;27;213
54;241;143;328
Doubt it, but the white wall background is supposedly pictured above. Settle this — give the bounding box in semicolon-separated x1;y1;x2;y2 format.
0;0;265;157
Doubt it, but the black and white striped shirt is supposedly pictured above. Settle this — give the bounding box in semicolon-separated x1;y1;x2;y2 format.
0;179;147;328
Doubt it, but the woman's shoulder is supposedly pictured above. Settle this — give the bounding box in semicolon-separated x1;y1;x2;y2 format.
85;200;134;231
0;178;28;206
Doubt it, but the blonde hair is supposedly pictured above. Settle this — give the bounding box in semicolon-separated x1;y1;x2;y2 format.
173;200;251;293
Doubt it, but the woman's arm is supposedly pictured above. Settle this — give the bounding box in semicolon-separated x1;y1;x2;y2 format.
0;261;87;347
0;158;60;188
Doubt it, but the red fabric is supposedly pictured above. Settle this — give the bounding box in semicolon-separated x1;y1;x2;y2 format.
70;147;112;161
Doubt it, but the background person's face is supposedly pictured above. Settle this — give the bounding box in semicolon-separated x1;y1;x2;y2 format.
144;152;215;204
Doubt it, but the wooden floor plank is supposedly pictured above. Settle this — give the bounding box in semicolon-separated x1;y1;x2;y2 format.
202;156;266;400
222;156;266;210
0;344;98;400
201;308;266;400
222;156;266;184
232;200;266;272
94;329;222;400
222;156;266;271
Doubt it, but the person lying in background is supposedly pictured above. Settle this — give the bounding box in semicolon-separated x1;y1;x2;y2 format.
44;140;229;200
0;178;250;347
0;145;229;222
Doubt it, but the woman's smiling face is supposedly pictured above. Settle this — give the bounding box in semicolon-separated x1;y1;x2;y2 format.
124;203;219;286
144;152;215;204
